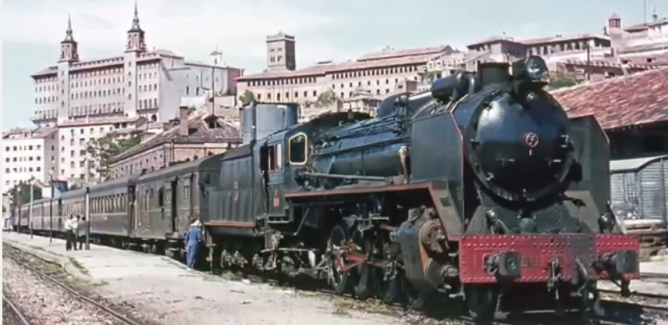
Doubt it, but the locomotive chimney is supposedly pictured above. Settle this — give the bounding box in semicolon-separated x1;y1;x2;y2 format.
179;106;189;136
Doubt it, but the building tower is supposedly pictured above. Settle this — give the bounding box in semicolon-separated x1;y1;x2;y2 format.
608;13;622;32
125;1;146;52
59;15;79;63
57;15;77;123
266;32;296;72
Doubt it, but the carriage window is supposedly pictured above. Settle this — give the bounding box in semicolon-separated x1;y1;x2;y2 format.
145;190;150;211
288;133;307;165
184;185;191;200
158;188;165;206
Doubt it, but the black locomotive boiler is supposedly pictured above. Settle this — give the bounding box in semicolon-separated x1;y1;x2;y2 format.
15;55;641;323
202;56;640;321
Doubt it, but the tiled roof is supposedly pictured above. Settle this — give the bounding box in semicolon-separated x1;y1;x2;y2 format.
58;116;143;127
520;34;607;45
237;64;330;80
551;68;668;130
237;45;453;81
467;36;522;47
561;59;657;70
2;127;57;139
31;49;180;78
468;34;608;48
624;18;668;31
357;45;452;61
618;41;668;54
110;109;241;163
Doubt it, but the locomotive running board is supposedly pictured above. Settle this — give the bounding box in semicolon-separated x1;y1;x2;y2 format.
458;234;640;284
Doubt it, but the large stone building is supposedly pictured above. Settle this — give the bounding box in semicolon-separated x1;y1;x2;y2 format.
236;32;455;110
31;4;243;127
8;3;244;189
58;116;147;184
2;127;59;194
422;12;668;86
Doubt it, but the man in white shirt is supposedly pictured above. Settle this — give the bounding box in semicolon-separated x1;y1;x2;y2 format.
64;215;74;251
70;216;79;251
76;215;85;250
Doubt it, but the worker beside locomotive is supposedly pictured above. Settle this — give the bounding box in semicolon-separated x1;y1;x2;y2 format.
14;55;641;323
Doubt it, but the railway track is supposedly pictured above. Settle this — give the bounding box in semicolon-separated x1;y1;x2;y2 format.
3;249;142;325
3;291;32;325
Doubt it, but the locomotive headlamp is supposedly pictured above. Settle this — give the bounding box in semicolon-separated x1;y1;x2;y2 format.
512;56;548;81
598;212;615;233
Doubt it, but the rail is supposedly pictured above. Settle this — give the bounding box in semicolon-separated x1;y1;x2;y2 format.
4;253;141;325
3;291;32;325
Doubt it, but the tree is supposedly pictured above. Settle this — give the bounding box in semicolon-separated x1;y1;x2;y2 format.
315;89;340;107
86;133;142;180
548;71;580;90
239;90;256;106
9;181;43;206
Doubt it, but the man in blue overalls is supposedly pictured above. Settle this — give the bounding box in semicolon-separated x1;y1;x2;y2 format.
184;218;203;270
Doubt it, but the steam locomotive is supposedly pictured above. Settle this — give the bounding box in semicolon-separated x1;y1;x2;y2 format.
17;55;639;323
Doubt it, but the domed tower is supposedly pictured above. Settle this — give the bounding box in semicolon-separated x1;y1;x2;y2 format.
125;1;146;52
607;13;622;32
59;15;79;63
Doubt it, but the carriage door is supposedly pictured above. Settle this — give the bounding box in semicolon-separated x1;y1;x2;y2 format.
163;179;178;234
185;174;195;222
261;140;285;220
127;185;136;237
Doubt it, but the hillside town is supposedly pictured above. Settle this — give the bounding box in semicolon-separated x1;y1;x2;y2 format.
3;6;668;197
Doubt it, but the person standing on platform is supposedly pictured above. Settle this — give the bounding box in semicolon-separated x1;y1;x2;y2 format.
64;215;74;251
184;218;204;270
76;215;86;250
70;216;79;251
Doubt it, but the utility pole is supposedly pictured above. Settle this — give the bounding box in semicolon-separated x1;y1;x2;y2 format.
17;186;21;234
29;177;34;239
210;48;224;115
85;156;91;250
586;39;593;81
49;171;54;243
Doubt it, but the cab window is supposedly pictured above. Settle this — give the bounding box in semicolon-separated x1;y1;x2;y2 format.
267;144;283;171
288;133;307;165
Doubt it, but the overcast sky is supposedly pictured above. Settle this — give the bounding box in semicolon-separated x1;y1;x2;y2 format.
3;0;667;130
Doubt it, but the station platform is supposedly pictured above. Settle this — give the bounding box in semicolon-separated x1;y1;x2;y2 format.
2;232;191;280
2;232;666;295
2;232;403;325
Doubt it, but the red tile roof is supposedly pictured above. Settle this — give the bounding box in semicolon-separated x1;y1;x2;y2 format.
551;68;668;130
237;45;452;81
468;34;608;48
561;59;656;70
618;41;668;54
2;127;57;139
357;45;452;61
467;36;523;47
110;110;241;163
624;18;668;32
58;116;143;127
520;34;607;45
